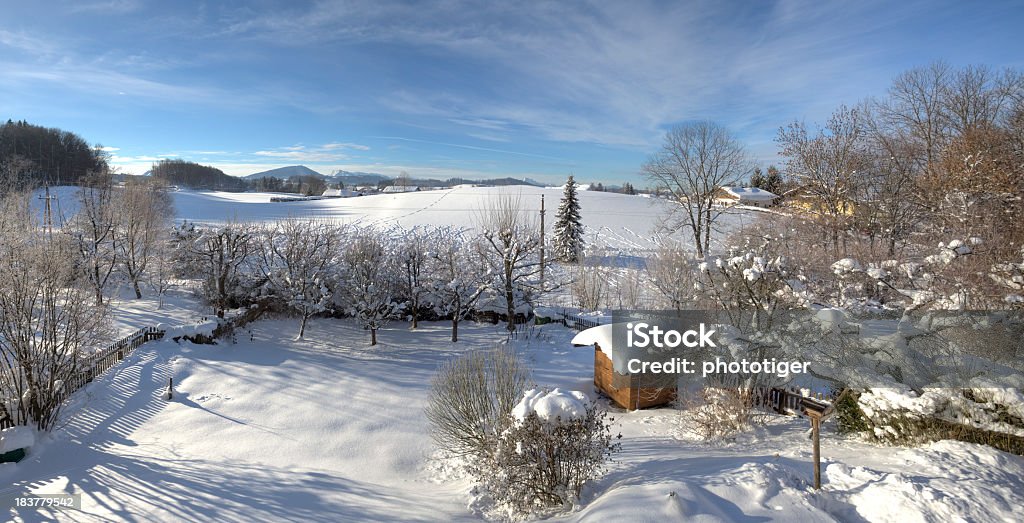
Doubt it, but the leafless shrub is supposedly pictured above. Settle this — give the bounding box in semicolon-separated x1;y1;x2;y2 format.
679;383;767;442
425;346;532;460
569;260;607;311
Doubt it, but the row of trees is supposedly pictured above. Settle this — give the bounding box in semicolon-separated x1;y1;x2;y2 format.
641;62;1023;310
0;120;108;191
150;159;249;191
169;195;557;342
249;175;328;196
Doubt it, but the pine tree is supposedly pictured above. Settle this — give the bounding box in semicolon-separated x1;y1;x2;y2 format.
553;176;585;263
764;165;784;195
749;167;765;189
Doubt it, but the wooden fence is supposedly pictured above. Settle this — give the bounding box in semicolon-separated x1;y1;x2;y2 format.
0;309;261;431
760;386;833;416
560;309;602;331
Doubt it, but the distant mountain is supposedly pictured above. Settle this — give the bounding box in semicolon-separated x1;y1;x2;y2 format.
245;165;325;180
331;170;390;183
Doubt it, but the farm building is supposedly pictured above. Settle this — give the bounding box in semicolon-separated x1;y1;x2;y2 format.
321;188;362;198
714;186;778;207
571;324;676;410
382;185;420;193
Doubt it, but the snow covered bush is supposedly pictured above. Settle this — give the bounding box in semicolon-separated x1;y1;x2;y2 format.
697;235;809;318
425;345;531;460
175;221;259;318
477;389;620;518
842;387;1024;454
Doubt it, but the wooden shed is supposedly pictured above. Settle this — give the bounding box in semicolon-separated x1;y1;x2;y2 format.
571;324;676;411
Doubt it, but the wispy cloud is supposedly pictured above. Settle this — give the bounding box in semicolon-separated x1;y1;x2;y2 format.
252;142;370;162
372;136;572;164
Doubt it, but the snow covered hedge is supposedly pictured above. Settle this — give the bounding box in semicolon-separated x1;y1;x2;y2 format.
836;387;1024;455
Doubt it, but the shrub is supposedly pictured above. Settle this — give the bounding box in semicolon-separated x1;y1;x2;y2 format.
834;389;870;434
425;346;531;460
477;394;620;517
680;386;767;441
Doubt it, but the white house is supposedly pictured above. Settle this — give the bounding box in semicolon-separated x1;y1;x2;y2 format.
382;186;420;193
715;186;778;207
321;188;362;198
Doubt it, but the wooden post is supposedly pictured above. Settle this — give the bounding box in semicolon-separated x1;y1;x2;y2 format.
811;415;821;490
167;377;173;400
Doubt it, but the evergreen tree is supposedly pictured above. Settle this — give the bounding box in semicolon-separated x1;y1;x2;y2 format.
553;175;585;263
749;167;765;189
764;165;784;195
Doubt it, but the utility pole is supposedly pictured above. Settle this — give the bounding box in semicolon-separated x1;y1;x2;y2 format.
539;194;546;288
39;182;55;237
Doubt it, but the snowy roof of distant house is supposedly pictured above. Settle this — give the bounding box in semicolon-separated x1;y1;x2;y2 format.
322;188;360;197
382;186;419;193
718;186;777;201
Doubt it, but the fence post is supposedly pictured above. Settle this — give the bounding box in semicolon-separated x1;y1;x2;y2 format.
811;415;821;489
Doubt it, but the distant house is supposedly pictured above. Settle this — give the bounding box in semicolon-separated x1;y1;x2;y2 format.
571;324;676;411
321;188;362;198
785;186;857;216
382;185;420;193
715;186;778;207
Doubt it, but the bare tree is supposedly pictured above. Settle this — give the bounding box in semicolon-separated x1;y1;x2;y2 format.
181;221;257;318
777;105;869;253
396;226;431;329
116;178;174;299
339;227;400;346
476;194;542;332
0;193;106;430
427;227;490;342
647;240;696;311
258;220;341;339
642;121;751;257
70;170;119;305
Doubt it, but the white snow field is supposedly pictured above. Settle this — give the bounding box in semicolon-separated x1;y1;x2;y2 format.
4;308;1023;522
168;186;761;253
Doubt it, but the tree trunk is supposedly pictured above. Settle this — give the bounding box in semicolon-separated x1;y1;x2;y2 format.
371;328;378;346
451;317;459;342
133;279;142;300
298;313;308;339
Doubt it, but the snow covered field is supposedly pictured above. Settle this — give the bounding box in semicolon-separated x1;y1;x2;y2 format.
4;304;1022;522
168;186;760;253
10;185;1022;522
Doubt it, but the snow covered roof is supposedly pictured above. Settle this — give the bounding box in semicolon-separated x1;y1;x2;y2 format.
322;188;360;197
718;187;778;201
571;323;616;357
382;186;419;193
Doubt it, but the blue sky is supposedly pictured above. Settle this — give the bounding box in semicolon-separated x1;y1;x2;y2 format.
2;1;1022;184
